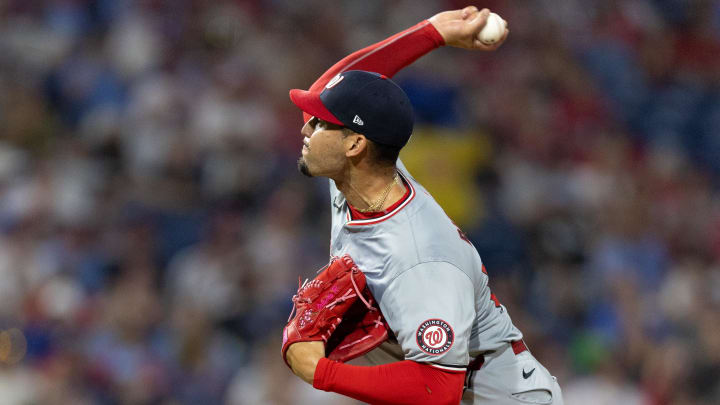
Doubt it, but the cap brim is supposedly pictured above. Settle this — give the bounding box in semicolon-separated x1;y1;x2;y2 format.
289;89;344;126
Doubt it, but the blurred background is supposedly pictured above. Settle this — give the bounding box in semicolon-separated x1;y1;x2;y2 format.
0;0;719;404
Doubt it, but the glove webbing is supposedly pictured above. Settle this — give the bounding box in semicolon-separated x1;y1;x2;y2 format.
287;257;373;323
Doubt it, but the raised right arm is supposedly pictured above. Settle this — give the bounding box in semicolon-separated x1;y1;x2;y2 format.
300;6;508;123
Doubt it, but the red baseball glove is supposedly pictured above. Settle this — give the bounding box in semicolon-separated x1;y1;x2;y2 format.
281;254;388;368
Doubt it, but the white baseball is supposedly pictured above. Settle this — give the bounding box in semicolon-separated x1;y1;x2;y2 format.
477;12;506;45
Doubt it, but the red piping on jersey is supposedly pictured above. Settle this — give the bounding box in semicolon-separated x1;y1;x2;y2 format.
345;172;416;226
428;364;467;373
347;176;411;220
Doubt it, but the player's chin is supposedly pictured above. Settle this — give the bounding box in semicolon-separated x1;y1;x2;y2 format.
297;157;313;178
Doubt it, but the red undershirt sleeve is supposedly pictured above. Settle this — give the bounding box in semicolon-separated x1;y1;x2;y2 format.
301;20;445;122
313;358;465;405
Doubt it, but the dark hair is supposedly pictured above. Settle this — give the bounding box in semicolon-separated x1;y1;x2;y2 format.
367;140;401;168
336;123;400;167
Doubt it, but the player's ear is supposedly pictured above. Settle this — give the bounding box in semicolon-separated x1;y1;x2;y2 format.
344;133;368;158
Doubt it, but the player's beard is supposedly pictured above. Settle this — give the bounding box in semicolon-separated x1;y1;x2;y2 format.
297;157;312;177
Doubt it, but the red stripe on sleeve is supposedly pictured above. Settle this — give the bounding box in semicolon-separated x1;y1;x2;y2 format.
301;20;445;123
313;358;465;405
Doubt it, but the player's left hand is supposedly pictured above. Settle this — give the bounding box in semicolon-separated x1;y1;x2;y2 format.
286;341;325;384
429;6;509;51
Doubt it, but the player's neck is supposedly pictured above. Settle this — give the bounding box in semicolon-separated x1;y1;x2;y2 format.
335;167;406;212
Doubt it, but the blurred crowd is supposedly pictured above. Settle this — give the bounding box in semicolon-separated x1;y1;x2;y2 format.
0;0;719;404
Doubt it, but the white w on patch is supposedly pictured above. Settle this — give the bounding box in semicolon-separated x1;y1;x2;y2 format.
353;115;364;126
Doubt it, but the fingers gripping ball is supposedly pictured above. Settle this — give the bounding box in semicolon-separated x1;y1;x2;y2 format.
282;255;388;367
478;12;507;45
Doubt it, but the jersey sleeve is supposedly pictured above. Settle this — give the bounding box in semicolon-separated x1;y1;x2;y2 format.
300;20;445;123
380;261;475;369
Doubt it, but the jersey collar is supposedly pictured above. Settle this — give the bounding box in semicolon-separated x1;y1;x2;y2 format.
345;171;415;226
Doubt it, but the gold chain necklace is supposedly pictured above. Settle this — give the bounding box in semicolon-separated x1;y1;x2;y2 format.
355;172;400;213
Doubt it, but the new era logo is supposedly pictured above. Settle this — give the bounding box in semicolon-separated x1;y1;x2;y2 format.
353;115;364;126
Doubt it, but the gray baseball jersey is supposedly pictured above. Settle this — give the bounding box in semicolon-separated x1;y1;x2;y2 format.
328;160;522;372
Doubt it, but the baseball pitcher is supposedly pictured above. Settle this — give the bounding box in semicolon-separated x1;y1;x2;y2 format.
282;6;564;405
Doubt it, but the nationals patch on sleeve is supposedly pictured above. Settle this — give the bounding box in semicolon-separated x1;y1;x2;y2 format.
416;319;454;355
